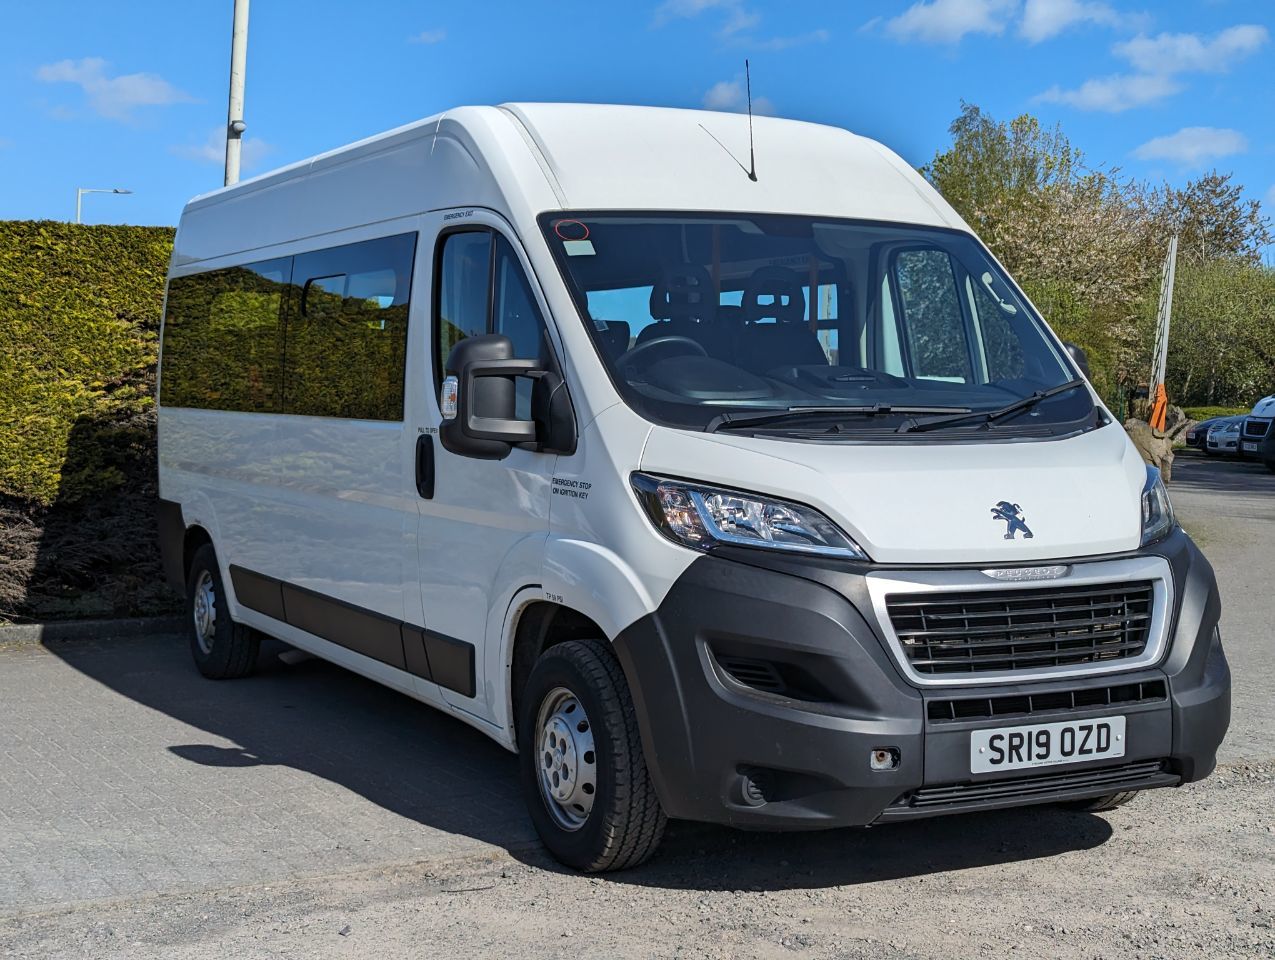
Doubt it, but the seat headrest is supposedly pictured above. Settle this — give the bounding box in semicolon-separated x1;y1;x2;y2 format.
742;266;806;324
649;265;715;322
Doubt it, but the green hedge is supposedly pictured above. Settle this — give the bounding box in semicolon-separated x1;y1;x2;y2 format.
1;220;173;505
1181;406;1250;422
1;220;175;621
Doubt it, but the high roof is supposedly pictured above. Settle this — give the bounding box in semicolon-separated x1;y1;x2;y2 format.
502;103;962;228
174;104;967;266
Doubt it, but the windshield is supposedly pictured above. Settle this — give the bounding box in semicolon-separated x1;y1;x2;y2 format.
541;213;1094;437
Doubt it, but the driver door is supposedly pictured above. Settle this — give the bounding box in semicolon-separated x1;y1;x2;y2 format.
415;210;559;722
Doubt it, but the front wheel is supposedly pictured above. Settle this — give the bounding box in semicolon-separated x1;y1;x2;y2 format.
186;544;260;679
518;639;666;872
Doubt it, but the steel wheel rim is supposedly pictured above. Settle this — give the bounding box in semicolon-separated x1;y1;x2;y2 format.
534;685;598;831
192;570;216;655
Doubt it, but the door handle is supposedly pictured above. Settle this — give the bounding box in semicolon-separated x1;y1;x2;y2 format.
416;434;435;499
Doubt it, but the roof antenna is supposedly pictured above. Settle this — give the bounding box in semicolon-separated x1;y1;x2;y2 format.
744;59;758;182
697;60;760;183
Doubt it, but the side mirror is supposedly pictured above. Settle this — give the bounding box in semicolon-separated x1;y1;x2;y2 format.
1063;342;1091;380
439;334;576;459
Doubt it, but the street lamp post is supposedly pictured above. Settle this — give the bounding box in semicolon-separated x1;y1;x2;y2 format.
224;0;251;186
75;187;133;224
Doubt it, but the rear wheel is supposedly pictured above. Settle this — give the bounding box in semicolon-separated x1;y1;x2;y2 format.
186;544;260;679
1061;790;1139;813
518;639;666;872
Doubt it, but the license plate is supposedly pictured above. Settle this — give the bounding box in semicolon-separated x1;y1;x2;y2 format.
1242;441;1257;452
970;716;1125;773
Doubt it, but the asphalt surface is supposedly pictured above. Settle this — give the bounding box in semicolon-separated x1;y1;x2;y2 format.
1;449;1271;959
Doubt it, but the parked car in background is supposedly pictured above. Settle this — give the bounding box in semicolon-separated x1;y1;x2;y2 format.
1185;416;1233;451
1205;417;1244;457
1259;416;1275;473
1240;394;1274;459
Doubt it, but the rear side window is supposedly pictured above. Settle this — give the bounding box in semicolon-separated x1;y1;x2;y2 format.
285;233;417;420
161;258;289;412
160;233;417;421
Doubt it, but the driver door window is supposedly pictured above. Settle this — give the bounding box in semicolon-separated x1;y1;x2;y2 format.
434;230;552;418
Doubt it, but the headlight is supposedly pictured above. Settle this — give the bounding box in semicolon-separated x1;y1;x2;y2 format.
1140;466;1174;546
631;473;869;559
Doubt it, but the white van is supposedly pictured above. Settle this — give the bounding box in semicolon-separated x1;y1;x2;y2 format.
1241;393;1274;457
157;104;1230;872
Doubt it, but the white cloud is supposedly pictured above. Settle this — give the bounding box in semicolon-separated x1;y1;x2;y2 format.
1018;0;1119;43
882;0;1018;45
655;0;756;34
702;78;774;115
171;127;274;173
1132;127;1248;167
35;57;191;121
749;29;830;50
1036;72;1181;112
655;0;821;46
1036;22;1269;113
408;28;446;45
1114;24;1268;75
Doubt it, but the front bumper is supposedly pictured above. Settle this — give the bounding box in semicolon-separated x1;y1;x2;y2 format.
612;528;1229;829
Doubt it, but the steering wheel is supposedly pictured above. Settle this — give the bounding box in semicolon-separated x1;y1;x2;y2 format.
616;335;707;373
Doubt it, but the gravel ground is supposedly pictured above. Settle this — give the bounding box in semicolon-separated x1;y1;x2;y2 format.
2;451;1271;959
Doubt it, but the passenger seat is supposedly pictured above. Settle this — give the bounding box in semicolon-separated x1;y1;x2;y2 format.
734;267;827;374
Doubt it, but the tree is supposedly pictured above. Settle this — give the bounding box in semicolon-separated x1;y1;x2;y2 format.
921;103;1162;400
1153;171;1273;268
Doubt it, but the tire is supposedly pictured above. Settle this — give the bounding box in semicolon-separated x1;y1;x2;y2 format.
518;639;666;872
186;544;260;680
1061;790;1139;813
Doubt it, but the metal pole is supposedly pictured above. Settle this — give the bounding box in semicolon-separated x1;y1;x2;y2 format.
75;188;83;224
224;0;250;186
1148;234;1179;432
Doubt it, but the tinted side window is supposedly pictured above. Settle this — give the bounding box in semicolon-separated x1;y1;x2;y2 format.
161;258;289;412
894;249;973;383
285;233;417;420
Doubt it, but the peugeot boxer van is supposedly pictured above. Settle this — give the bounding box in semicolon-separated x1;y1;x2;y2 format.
157;104;1230;872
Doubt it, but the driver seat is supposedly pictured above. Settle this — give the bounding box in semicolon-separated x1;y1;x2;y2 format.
638;266;719;351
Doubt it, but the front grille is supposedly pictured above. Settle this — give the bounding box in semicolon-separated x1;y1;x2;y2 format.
927;678;1167;722
1243;418;1270;439
885;759;1174;815
886;581;1156;676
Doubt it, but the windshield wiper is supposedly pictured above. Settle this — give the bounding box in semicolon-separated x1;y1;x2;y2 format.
706;404;972;433
896;379;1089;434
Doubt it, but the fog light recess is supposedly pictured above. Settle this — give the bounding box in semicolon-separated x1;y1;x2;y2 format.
870;748;900;771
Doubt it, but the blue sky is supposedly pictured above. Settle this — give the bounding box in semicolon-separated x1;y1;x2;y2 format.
2;0;1271;231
